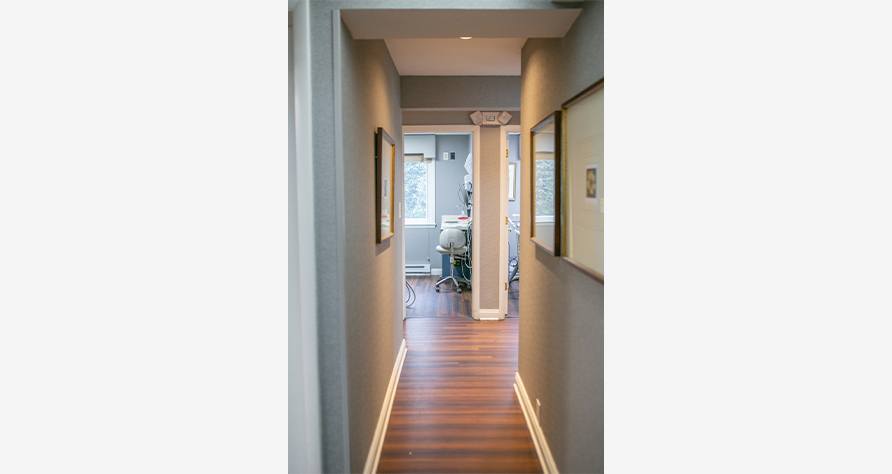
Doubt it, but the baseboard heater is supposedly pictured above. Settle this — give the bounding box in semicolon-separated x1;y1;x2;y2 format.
405;263;431;275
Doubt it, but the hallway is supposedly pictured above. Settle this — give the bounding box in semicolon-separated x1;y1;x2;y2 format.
378;277;538;473
291;4;605;471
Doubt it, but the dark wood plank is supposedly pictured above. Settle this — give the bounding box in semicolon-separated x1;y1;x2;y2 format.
404;276;472;319
405;276;518;320
379;277;538;473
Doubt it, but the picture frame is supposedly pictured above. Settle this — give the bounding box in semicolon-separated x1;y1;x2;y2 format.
508;162;517;201
561;79;604;282
530;110;562;256
585;164;597;202
375;127;396;243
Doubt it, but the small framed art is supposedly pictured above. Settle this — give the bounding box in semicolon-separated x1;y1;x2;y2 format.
375;127;396;243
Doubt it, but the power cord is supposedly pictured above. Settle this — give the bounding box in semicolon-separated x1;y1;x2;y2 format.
405;279;416;307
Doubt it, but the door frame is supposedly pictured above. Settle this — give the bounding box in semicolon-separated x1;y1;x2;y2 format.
500;125;521;317
402;125;482;319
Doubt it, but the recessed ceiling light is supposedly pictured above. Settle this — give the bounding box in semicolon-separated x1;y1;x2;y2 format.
459;36;472;40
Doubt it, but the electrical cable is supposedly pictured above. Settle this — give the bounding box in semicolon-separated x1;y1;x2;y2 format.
405;279;416;307
459;255;471;281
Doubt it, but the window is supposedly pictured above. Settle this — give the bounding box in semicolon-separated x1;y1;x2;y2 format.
404;154;436;226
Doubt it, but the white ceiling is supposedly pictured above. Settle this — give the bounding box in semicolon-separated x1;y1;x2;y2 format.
341;9;581;76
384;38;527;76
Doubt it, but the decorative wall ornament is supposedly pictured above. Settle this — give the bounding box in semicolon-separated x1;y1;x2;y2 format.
469;110;512;126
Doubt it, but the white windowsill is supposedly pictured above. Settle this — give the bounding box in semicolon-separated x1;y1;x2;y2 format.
405;223;436;228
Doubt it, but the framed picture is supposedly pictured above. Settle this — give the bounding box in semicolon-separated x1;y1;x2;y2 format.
530;110;562;255
508;162;517;201
375;127;396;243
561;79;604;281
585;165;597;201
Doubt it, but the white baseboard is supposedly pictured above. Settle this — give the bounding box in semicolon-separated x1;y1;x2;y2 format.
514;372;559;474
405;263;431;275
476;308;505;321
430;268;442;276
363;339;408;474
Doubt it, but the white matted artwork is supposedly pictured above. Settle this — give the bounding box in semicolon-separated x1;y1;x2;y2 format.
585;164;598;202
562;80;603;280
375;127;396;243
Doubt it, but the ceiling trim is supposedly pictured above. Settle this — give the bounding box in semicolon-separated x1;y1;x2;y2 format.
341;9;581;39
402;107;521;112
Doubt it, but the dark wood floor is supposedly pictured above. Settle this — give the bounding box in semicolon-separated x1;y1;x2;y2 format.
404;275;519;320
378;276;538;473
404;275;472;319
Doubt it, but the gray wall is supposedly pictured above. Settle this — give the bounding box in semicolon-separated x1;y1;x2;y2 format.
518;1;604;473
309;4;404;471
436;136;472;222
402;110;520;126
289;8;323;471
402;76;522;127
340;28;404;474
405;134;471;270
308;6;345;473
401;76;521;110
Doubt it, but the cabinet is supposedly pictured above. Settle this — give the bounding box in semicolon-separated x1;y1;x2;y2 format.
404;134;436;158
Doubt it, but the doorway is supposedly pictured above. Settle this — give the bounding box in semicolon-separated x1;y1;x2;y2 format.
505;128;521;318
402;125;479;319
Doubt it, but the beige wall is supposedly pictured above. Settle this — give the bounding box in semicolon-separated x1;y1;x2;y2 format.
478;126;503;310
518;1;604;472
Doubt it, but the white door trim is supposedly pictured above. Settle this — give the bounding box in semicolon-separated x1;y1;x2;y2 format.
402;125;483;319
